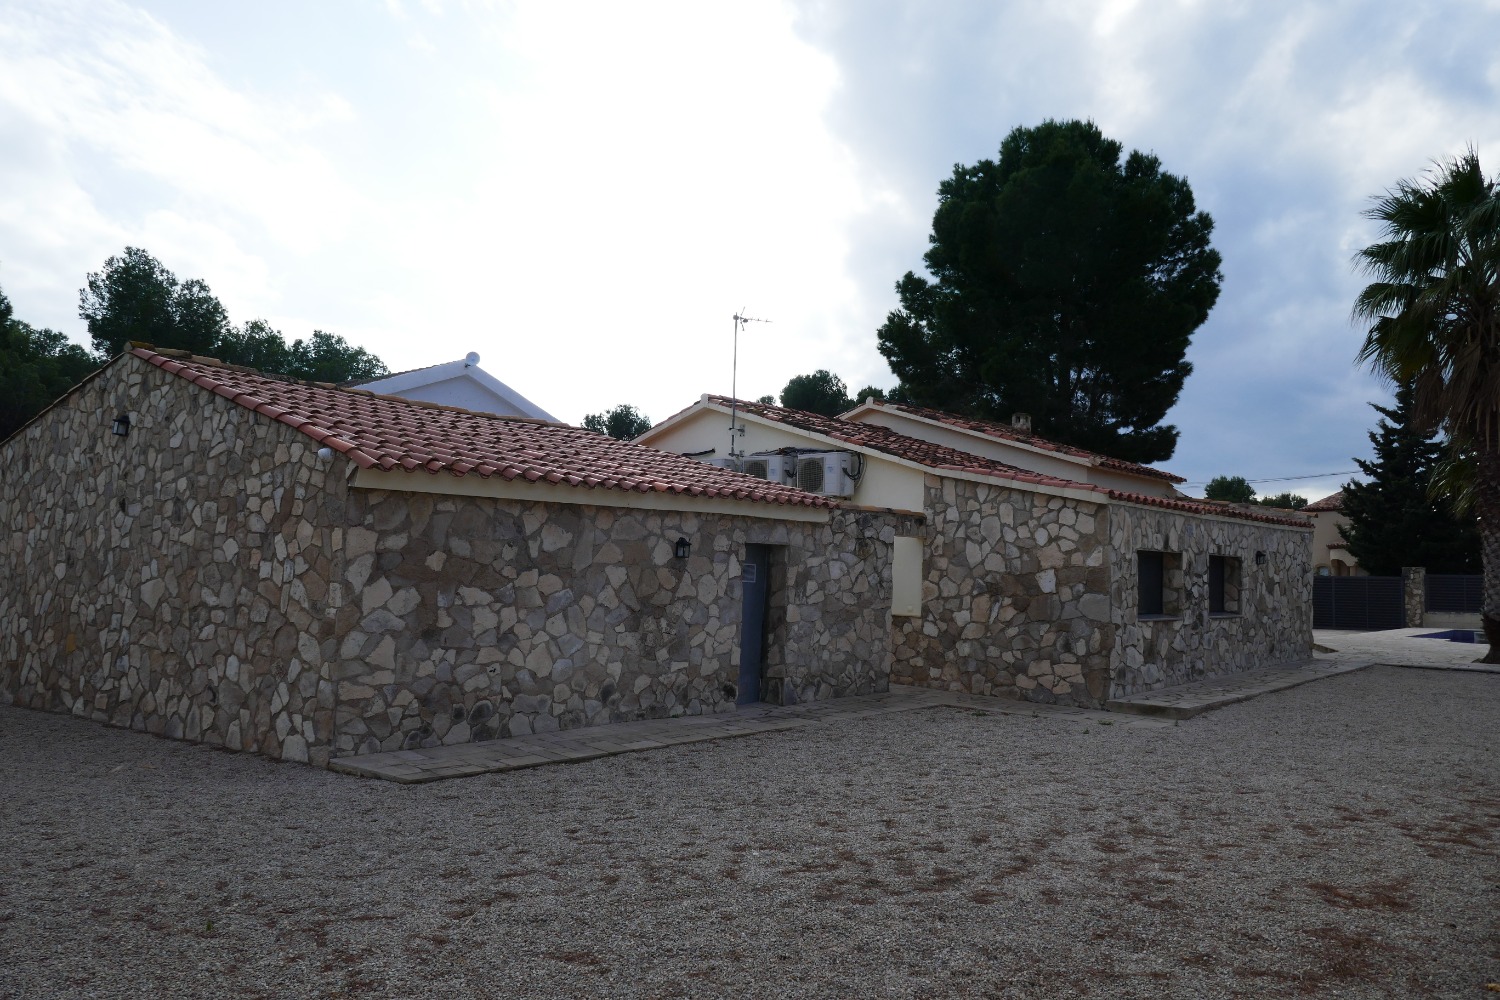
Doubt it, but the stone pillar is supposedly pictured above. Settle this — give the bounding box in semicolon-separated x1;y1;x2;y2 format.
1402;567;1425;628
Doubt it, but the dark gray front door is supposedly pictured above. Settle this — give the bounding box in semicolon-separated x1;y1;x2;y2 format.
738;545;770;705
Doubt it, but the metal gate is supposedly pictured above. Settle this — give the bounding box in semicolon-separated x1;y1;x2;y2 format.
1425;574;1482;614
1313;576;1404;630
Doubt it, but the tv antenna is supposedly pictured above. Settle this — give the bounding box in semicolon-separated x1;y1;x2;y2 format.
729;310;771;461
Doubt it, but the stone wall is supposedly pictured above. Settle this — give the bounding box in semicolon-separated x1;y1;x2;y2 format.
888;475;1314;707
891;476;1114;707
2;353;900;764
331;492;899;755
1402;566;1425;628
1107;506;1313;696
0;353;346;765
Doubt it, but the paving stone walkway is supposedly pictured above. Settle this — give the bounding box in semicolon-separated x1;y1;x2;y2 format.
330;685;1172;784
1313;627;1500;672
1105;658;1373;720
331;629;1500;783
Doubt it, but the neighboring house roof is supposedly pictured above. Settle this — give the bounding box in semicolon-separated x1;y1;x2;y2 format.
842;399;1186;484
348;353;559;422
128;349;836;509
644;395;1308;528
1305;491;1345;513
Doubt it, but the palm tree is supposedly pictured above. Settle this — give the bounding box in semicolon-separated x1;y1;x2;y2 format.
1353;149;1500;661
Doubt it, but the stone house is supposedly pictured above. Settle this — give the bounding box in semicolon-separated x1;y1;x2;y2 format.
637;396;1314;706
1;348;904;766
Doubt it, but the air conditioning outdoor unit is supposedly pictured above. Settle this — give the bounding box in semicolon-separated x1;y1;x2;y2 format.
796;451;856;497
741;453;794;484
702;457;739;472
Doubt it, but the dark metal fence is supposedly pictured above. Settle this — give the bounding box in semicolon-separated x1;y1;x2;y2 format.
1313;575;1404;630
1425;574;1483;614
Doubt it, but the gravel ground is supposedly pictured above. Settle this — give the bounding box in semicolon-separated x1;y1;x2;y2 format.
1;665;1496;1000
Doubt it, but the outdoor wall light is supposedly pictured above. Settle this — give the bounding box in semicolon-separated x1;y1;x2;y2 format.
674;537;692;560
1255;551;1268;566
111;414;131;437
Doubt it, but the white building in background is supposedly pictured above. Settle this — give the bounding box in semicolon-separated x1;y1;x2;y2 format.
351;353;559;422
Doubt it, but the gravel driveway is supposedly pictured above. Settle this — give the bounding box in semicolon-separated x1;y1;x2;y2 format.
1;665;1495;999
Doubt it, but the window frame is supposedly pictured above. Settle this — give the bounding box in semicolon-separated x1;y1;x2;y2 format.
1208;554;1243;616
1136;549;1182;620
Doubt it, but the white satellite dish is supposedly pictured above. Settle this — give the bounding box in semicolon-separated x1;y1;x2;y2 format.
464;351;481;366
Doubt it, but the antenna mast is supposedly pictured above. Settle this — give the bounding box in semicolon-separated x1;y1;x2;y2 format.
730;310;770;462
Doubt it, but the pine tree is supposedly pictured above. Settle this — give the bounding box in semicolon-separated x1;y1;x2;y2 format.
1340;386;1480;575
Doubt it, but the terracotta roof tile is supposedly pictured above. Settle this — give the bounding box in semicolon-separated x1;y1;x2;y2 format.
1305;491;1345;512
863;400;1186;483
130;348;838;510
702;396;1309;528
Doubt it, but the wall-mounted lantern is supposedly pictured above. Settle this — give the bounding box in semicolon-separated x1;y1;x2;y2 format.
111;414;131;437
1255;551;1267;566
674;537;692;560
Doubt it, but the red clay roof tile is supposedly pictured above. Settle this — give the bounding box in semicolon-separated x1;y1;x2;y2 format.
861;400;1186;483
1304;491;1345;512
130;349;838;511
699;395;1308;528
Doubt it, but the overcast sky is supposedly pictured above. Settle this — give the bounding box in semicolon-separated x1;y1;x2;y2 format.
3;0;1498;499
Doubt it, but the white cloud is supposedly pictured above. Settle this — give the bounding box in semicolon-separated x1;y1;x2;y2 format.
3;0;1497;473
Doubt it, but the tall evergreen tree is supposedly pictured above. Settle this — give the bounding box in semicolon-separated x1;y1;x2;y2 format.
78;248;388;384
1340;386;1479;575
0;283;101;441
876;119;1222;463
78;247;227;356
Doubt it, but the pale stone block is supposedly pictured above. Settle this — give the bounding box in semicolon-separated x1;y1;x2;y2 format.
141;579;166;609
369;636;396;670
387;587;420;617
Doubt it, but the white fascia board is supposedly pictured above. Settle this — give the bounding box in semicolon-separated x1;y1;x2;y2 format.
361;360;559;422
350;466;833;523
357;360;461;394
460;366;560;422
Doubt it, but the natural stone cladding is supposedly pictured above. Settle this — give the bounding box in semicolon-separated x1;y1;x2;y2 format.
892;476;1114;706
1108;506;1312;697
1;353;898;765
333;492;899;756
891;475;1313;708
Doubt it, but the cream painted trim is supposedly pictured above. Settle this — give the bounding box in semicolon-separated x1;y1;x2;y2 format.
635;399;1303;531
843;400;1094;473
843;400;1187;491
351;467;833;523
664;399;1093;501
